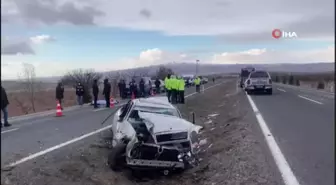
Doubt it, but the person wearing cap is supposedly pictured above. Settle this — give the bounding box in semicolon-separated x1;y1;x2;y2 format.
178;76;185;104
164;74;172;102
75;82;85;106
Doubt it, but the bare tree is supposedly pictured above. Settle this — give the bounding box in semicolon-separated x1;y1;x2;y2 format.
60;69;103;103
18;63;40;112
155;65;174;80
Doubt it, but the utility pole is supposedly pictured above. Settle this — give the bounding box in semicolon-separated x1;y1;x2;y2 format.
196;60;199;76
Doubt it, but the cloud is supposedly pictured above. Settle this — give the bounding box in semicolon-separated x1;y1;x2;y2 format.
1;34;55;55
30;35;55;44
210;46;335;64
1;0;104;25
2;0;333;41
1;37;35;55
2;46;334;79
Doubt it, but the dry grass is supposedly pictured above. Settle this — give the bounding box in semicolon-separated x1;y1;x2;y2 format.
270;72;335;92
6;90;77;117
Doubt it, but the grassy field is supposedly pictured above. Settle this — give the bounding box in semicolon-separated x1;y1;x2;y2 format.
269;71;334;92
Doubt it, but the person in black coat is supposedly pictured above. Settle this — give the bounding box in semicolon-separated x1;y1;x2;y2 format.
75;82;84;106
139;78;145;97
155;78;161;94
92;79;99;108
129;79;137;98
1;86;11;128
121;80;127;99
55;82;64;110
118;80;124;99
103;79;111;108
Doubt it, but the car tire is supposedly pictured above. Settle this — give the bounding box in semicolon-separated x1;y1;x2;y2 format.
108;143;127;171
247;90;252;95
267;89;273;95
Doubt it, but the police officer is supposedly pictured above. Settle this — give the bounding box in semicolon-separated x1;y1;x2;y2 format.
92;79;99;108
155;78;161;94
165;74;172;102
55;82;64;110
178;76;185;104
194;76;201;93
75;82;84;106
139;78;145;97
103;79;111;108
170;75;178;104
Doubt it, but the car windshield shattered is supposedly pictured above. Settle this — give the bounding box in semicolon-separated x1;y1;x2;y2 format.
129;105;180;120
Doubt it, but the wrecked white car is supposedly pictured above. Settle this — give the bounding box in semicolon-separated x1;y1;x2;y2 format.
108;96;203;174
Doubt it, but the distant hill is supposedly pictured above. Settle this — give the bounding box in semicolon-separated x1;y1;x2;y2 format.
2;63;334;91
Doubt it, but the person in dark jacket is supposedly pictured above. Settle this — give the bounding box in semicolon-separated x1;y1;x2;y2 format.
129;79;137;98
55;82;64;110
155;78;161;94
92;79;99;108
103;79;111;108
139;78;145;97
75;82;84;106
121;80;127;99
118;79;124;99
1;86;11;128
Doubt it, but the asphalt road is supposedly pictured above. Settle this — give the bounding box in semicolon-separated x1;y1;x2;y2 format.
1;82;220;167
248;83;334;185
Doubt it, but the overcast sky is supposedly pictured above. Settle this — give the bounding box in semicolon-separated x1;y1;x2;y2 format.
1;0;334;79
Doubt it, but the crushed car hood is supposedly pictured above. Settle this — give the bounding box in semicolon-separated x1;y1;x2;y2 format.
138;112;201;134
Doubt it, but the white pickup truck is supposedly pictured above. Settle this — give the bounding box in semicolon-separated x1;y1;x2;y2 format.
244;70;273;95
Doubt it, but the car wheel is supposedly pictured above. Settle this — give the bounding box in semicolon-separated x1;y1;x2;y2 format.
267;89;273;95
108;143;127;171
247;90;252;95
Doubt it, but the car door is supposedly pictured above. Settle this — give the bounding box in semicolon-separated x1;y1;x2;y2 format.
117;101;134;134
112;100;132;146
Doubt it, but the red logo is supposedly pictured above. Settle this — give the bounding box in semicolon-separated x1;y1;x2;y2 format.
272;29;282;39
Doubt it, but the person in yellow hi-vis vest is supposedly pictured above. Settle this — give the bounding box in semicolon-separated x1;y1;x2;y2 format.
178;76;185;104
194;76;201;93
164;74;172;102
170;75;178;104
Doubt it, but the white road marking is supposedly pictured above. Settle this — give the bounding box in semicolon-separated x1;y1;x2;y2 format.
277;88;286;92
5;125;113;168
298;95;323;105
1;128;19;134
185;92;197;98
184;82;224;98
93;108;108;112
6;82;227;167
246;94;301;185
92;103;127;112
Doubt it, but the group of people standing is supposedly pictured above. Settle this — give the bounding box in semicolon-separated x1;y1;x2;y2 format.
117;78;162;99
55;78;113;109
164;74;186;104
164;74;202;104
